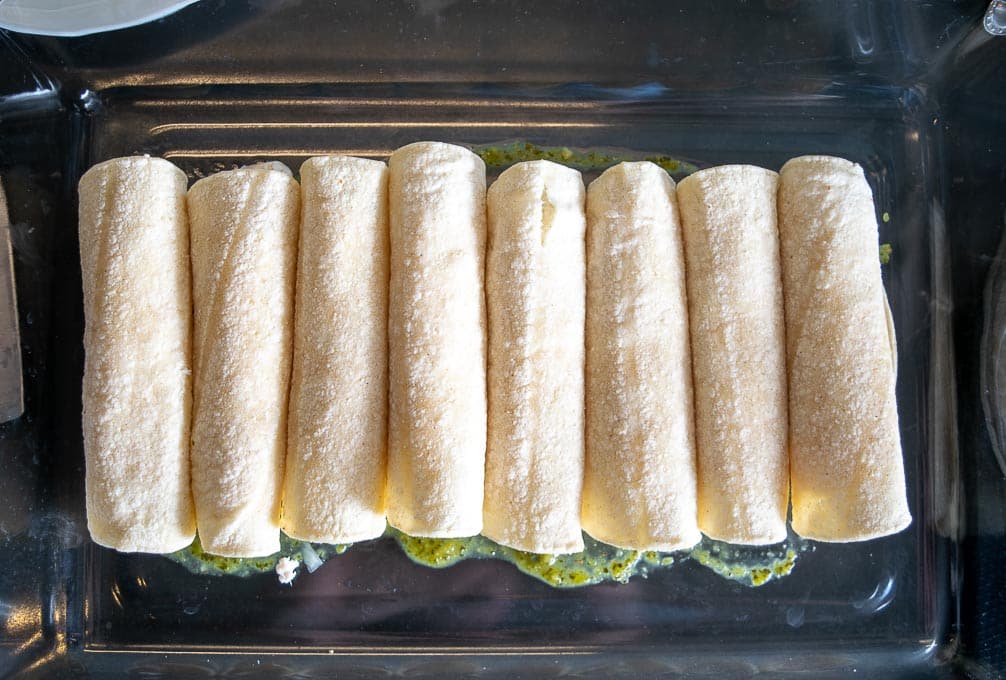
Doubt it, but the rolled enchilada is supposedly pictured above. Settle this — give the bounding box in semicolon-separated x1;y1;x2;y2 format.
484;160;586;554
282;155;390;544
582;161;700;552
778;155;910;542
386;142;488;538
677;165;789;546
187;162;299;557
79;156;196;554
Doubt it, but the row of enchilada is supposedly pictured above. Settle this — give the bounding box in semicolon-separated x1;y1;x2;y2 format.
78;142;910;559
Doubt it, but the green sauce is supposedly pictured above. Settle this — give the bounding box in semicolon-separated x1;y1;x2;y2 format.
473;141;698;177
165;142;809;589
687;541;803;587
389;529;645;587
393;529;806;588
167;534;348;578
167;527;808;589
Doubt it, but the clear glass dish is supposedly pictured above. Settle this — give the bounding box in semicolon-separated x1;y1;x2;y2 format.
2;2;1002;676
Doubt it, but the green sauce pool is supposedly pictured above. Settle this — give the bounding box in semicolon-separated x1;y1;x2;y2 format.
166;526;808;588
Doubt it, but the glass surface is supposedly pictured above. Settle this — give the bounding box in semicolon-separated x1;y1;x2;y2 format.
1;1;1001;676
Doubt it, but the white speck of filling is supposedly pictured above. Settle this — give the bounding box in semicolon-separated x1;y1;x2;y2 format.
276;557;299;585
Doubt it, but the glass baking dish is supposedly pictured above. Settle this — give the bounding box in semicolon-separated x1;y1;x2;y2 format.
2;2;1003;676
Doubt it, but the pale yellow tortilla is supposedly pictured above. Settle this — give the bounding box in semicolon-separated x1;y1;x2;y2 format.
79;156;196;553
282;155;389;544
483;160;586;554
386;142;487;538
677;164;789;546
779;155;911;542
582;161;701;552
187;163;299;557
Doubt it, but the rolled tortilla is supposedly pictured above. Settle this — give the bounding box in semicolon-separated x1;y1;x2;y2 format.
282;155;389;544
779;155;911;541
187;162;299;557
677;165;789;545
79;156;195;553
484;160;586;554
387;142;487;538
582;161;701;552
